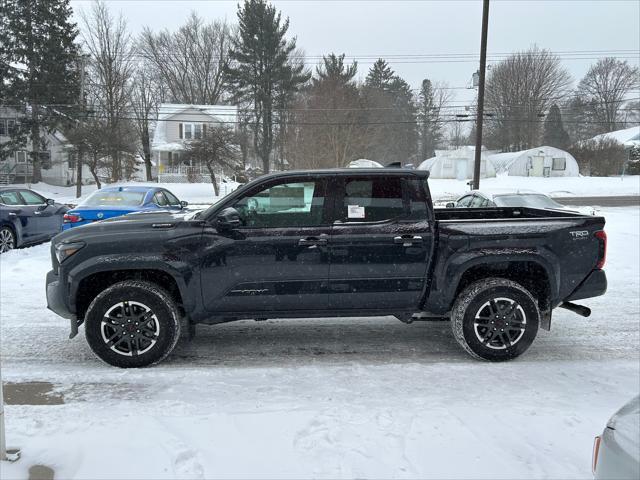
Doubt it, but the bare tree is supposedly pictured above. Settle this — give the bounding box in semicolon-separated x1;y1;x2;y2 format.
287;53;365;170
139;13;232;105
183;124;238;196
484;46;572;150
81;0;135;181
577;58;639;133
130;66;162;181
417;79;453;159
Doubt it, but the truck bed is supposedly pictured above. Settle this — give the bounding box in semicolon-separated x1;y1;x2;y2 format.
434;206;589;222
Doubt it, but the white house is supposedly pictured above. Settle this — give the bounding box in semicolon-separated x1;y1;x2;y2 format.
488;146;580;177
151;103;238;180
0;107;92;186
346;159;384;168
416;146;497;180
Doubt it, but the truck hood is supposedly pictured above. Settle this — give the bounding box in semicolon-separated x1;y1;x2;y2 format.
54;210;199;243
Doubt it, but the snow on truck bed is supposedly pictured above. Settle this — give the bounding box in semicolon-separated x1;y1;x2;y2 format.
1;207;638;479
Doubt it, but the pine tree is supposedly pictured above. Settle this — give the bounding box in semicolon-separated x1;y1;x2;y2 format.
543;104;570;149
362;60;417;165
226;0;310;173
314;53;357;86
0;0;80;182
365;59;395;91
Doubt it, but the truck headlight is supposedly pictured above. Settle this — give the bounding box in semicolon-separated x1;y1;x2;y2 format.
55;241;85;263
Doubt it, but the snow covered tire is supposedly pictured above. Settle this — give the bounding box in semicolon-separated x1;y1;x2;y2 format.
85;280;181;368
451;278;540;361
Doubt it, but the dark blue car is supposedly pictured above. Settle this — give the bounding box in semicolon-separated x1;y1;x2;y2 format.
62;185;187;230
0;187;69;253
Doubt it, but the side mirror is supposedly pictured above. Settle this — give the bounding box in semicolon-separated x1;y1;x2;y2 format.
446;202;456;208
46;198;55;206
180;200;189;208
216;207;242;231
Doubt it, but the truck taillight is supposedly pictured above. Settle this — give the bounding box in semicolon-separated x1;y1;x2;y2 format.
592;436;601;474
595;230;607;269
63;213;83;223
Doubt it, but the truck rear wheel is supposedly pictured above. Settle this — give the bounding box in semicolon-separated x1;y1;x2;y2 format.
451;278;540;361
84;280;181;368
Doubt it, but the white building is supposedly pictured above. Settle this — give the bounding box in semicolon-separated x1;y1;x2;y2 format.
346;159;384;168
0;107;92;186
488;146;580;177
416;146;497;180
151;103;238;181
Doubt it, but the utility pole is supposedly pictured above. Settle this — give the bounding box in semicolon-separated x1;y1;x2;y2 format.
76;54;88;199
472;0;490;190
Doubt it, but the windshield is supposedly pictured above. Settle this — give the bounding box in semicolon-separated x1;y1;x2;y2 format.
81;190;146;207
493;194;565;209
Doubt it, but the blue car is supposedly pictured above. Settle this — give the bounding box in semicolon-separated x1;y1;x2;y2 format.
62;185;188;230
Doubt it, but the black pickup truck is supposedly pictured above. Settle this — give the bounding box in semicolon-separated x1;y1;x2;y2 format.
46;169;607;367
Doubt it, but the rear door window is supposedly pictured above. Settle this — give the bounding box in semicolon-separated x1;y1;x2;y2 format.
337;176;423;222
0;191;21;205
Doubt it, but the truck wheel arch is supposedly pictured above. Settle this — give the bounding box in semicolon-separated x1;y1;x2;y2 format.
74;268;190;320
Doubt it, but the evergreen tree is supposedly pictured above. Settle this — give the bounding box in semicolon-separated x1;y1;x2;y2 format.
314;53;357;86
226;0;310;173
543;104;570;149
0;0;80;182
362;60;417;165
365;59;395;91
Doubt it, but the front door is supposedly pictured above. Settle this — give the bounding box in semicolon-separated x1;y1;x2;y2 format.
200;177;331;314
530;156;545;177
328;174;434;311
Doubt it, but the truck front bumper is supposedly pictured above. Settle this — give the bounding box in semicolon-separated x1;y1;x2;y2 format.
46;270;80;338
566;269;608;301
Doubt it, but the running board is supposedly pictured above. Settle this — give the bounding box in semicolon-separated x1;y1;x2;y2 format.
559;302;591;317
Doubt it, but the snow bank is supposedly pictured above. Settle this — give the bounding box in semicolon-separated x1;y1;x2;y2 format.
0;207;638;478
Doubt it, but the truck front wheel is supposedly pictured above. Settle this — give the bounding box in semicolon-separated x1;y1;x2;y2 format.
451;278;540;361
84;280;182;368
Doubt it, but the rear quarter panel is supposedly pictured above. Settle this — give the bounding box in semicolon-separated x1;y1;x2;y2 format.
425;215;606;314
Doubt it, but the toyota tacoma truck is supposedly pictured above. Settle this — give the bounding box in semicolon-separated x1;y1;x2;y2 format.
46;169;607;367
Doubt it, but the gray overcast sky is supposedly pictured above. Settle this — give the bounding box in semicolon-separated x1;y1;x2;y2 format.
71;0;640;104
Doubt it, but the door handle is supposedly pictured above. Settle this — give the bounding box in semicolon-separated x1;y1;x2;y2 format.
394;235;423;246
298;237;328;247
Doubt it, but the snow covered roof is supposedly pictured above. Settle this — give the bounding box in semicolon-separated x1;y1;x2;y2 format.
152;103;239;149
589;126;640;147
347;159;384;168
488;146;575;172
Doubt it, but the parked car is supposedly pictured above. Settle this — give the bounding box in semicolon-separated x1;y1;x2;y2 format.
447;189;599;215
593;396;639;479
46;168;607;367
62;185;188;230
0;187;69;253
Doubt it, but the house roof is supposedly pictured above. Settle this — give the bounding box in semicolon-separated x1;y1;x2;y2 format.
589;126;640;146
152;103;239;150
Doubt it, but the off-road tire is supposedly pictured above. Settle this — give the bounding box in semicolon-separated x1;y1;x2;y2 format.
85;280;181;368
451;278;540;361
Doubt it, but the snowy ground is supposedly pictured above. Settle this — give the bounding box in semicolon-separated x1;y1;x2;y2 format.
13;173;640;208
1;207;639;479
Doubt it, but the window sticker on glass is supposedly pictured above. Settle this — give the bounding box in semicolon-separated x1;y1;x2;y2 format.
348;205;365;219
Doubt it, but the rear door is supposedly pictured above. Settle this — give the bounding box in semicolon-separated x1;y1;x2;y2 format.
200;175;331;313
328;174;434;311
